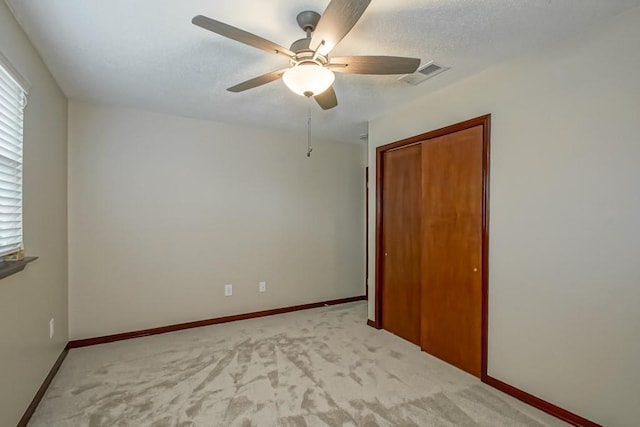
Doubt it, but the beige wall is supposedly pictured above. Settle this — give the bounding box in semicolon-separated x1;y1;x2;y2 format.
367;6;640;426
68;102;366;340
0;3;68;426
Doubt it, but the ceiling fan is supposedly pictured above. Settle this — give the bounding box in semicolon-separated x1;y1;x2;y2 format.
192;0;421;110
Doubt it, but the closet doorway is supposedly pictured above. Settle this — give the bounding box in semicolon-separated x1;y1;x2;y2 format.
375;115;490;378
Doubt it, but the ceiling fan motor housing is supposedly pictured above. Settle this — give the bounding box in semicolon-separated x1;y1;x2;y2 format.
290;37;312;53
289;41;329;67
290;11;329;66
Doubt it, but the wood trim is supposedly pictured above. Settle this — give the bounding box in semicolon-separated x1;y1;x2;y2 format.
484;376;602;427
67;296;367;349
0;256;38;281
480;117;491;381
365;166;369;299
377;116;491;153
374;114;491;348
17;348;68;427
374;144;385;331
366;319;381;329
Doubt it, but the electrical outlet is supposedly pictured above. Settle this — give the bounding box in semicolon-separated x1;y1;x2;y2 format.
49;318;55;339
224;284;233;297
259;281;267;292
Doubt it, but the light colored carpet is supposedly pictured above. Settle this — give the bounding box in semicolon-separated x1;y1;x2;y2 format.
30;302;568;426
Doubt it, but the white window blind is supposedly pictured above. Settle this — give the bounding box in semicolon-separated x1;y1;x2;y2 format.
0;63;26;257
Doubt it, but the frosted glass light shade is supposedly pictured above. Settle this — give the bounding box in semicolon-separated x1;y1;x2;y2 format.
282;64;335;97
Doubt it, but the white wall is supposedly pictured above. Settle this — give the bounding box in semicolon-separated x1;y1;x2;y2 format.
69;102;366;340
368;6;640;426
0;2;68;426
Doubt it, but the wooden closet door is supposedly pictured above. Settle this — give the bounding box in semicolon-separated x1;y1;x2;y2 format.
421;125;483;376
381;144;422;345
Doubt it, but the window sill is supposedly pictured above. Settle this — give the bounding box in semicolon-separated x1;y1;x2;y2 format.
0;256;38;281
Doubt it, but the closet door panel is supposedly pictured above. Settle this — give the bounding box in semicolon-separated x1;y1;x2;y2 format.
381;144;422;345
421;125;483;376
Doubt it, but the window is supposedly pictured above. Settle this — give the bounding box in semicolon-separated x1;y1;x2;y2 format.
0;62;26;258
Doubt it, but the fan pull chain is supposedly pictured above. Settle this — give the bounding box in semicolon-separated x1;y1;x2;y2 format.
307;96;313;157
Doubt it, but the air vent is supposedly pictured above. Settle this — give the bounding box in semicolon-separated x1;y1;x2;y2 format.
399;61;449;85
419;63;444;76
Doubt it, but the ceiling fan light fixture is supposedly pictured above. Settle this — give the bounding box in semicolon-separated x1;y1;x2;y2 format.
282;63;335;97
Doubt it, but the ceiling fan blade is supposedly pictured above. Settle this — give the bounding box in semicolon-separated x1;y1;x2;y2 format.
310;0;371;55
227;69;289;93
314;86;338;110
329;56;421;75
193;15;295;58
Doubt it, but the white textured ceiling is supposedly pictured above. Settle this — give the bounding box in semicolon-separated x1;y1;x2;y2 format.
6;0;640;143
